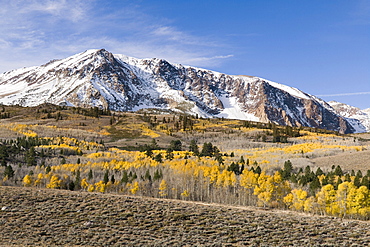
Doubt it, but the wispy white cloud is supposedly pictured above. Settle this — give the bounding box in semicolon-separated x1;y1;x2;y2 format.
317;92;370;97
0;0;233;73
6;0;89;22
150;26;218;47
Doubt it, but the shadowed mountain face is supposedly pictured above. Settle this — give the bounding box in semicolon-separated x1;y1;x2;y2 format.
0;49;362;133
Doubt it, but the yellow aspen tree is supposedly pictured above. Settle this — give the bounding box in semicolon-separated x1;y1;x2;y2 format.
34;173;44;187
181;190;190;198
130;181;139;195
226;170;237;187
283;193;294;208
316;184;336;215
347;185;369;217
240;169;258;189
303;196;315;213
126;182;132;193
254;172;273;207
294;189;308;211
105;181;113;192
46;175;61;189
23;175;33;187
284;189;307;211
254;171;290;207
216;170;226;187
208;165;220;184
335;181;355;217
356;186;370;218
94;181;106;193
80;178;89;190
87;184;95;192
216;170;236;187
159;179;168;197
272;172;291;205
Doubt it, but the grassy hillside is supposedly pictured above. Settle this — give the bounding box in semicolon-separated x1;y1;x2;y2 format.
1;104;370;221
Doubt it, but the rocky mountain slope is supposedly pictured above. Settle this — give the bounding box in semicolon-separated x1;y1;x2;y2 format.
0;49;364;133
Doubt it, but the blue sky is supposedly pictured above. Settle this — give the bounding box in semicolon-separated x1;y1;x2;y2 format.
0;0;369;109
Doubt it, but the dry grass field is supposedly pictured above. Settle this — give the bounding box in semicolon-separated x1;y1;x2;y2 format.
311;149;370;172
1;186;370;246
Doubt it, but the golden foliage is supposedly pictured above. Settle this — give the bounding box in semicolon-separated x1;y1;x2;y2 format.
46;175;62;189
159;179;168;197
22;175;33;187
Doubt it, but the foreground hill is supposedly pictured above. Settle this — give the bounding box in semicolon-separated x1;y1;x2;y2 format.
1;186;370;246
0;49;363;133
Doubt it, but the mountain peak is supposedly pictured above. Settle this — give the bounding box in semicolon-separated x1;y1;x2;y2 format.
0;49;367;133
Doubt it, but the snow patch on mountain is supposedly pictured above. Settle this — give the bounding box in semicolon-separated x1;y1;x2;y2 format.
216;95;260;121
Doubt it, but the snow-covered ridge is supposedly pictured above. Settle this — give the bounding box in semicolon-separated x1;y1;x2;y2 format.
328;101;370;133
0;48;366;133
262;79;311;100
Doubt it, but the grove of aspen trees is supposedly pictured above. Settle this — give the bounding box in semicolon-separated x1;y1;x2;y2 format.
1;104;370;220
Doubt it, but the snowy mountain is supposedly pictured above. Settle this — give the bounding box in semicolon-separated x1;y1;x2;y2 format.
328;101;370;133
0;49;364;133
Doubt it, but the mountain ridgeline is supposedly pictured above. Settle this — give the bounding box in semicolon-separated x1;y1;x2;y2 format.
0;49;368;133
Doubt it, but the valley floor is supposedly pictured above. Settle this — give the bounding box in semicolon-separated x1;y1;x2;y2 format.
1;186;369;246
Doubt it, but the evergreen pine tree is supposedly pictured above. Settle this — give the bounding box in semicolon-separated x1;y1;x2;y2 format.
240;164;245;174
321;175;329;186
351;170;356;176
45;166;51;174
200;142;214;157
103;170;109;184
68;181;75;191
290;174;298;183
354;174;361;187
304;166;311;175
145;170;152;181
239;156;245;164
315;167;324;176
361;176;370;189
169;140;182;151
344;173;351;182
255;166;261;174
88;169;93;180
367;170;370;178
309;176;321;192
334;165;343;176
189;139;199;156
121;171;128;184
4;165;14;179
26;147;37;166
75;169;81;190
356;170;363;178
154;153;163;163
60;157;66;165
